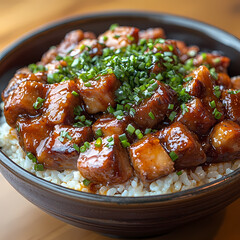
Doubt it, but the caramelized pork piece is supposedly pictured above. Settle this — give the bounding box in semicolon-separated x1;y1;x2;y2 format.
41;30;85;64
2;71;46;100
231;76;240;89
176;98;216;136
193;53;230;73
4;81;46;128
133;82;176;128
222;89;240;124
37;125;93;170
139;28;166;39
216;72;232;89
70;39;103;57
158;122;206;168
98;26;139;48
92;114;135;141
17;117;52;155
77;135;133;185
83;31;96;39
151;39;180;56
175;40;199;62
77;74;120;114
207;120;240;162
129;134;174;182
185;66;225;120
185;66;214;98
43;80;82;125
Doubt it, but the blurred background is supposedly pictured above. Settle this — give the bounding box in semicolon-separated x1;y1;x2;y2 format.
0;0;240;51
0;0;240;239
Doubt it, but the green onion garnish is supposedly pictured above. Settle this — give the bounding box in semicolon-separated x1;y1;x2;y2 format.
83;179;91;186
95;137;102;148
126;124;135;135
169;111;177;122
169;151;178;161
33;97;45;110
95;128;103;137
148;111;155;120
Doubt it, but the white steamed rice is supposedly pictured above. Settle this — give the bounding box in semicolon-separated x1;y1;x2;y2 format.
0;105;239;196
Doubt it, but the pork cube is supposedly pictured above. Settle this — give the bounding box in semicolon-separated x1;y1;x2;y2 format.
133;82;176;128
92;114;133;138
216;73;232;89
193;53;230;73
129;134;174;182
184;66;214;98
77;135;133;185
151;39;180;56
77;74;120;114
176;98;216;136
37;125;93;170
158;122;206;169
17;117;52;155
70;39;102;57
139;28;166;39
222;90;240;124
98;26;139;48
4;81;46;127
2;71;46;101
43;80;82;125
41;30;84;64
231;76;240;90
175;40;199;62
208;120;240;162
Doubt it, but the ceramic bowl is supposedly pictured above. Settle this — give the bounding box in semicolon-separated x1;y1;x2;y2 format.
0;11;240;238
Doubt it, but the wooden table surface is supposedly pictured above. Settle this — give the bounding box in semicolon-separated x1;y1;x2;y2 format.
0;0;240;239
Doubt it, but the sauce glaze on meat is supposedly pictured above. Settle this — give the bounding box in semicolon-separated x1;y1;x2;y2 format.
2;24;240;187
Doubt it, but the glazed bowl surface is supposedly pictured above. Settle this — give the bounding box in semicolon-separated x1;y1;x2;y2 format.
0;11;240;238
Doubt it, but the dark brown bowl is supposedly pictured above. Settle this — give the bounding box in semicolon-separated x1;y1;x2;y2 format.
0;11;240;238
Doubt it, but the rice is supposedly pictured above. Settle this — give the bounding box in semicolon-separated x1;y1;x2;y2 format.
0;110;239;196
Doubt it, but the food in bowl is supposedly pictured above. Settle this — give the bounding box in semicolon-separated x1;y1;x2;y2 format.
0;24;240;196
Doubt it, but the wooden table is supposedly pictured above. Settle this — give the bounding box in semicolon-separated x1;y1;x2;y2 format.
0;0;240;239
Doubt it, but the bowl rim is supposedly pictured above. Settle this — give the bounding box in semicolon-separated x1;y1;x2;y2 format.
0;10;240;205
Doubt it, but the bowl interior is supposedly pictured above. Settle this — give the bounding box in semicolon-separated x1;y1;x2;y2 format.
0;11;240;203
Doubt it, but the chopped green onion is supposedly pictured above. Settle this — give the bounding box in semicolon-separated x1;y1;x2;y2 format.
168;104;174;110
85;120;92;126
144;128;152;134
213;58;221;64
84;82;92;87
71;91;79;96
113;110;123;117
135;129;143;139
169;111;177;121
169;151;178;161
212;108;222;120
210;68;218;80
181;103;189;115
34;164;44;171
84;141;90;149
228;89;240;94
107;106;115;113
214;86;221;98
121;140;130;148
148;111;155;120
73;143;80;153
127;35;134;41
80;145;86;153
126;124;135;135
102;36;108;41
119;133;128;142
201;52;207;60
116;104;124;110
114;34;121;39
27;152;37;163
176;170;183;176
95;137;102;148
209;100;216;108
95;128;103;137
83;179;91;186
59;131;72;142
110;23;119;31
33;97;45;110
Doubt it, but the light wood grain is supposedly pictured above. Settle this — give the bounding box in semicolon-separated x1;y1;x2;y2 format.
0;0;240;239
